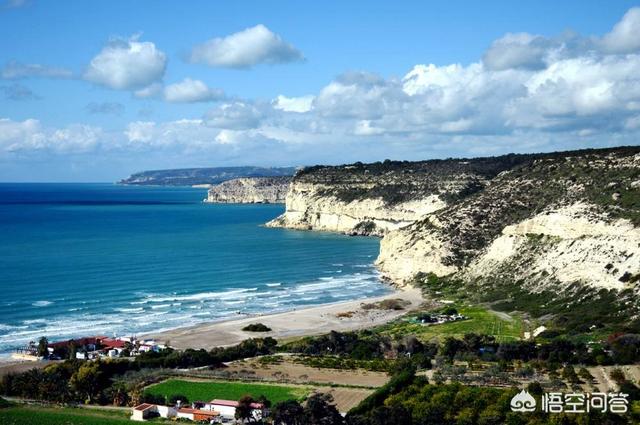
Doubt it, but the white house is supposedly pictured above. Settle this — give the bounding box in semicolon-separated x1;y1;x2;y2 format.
207;399;265;421
131;404;177;421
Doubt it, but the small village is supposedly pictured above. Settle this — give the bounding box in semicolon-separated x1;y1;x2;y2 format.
12;335;165;361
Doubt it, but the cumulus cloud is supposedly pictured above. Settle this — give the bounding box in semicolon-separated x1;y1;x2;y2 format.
163;78;225;103
190;24;303;68
272;94;314;113
86;102;124;115
1;61;73;79
84;36;167;90
601;7;640;53
0;118;102;154
204;102;266;129
482;33;552;70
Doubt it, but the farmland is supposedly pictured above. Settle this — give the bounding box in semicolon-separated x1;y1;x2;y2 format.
145;379;309;404
0;405;132;425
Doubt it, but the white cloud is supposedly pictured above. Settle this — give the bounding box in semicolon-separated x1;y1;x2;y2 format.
84;36;167;90
601;7;640;53
354;120;384;136
0;118;102;154
482;33;551;70
204;102;266;129
190;24;303;68
163;78;224;103
1;61;73;79
272;94;314;113
134;83;163;99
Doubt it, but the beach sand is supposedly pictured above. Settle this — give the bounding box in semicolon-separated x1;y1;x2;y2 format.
146;286;424;350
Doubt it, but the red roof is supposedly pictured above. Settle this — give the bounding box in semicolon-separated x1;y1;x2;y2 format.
48;336;104;349
101;338;126;349
210;399;264;409
178;408;219;417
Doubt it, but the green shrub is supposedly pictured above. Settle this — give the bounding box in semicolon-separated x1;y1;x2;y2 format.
242;323;272;332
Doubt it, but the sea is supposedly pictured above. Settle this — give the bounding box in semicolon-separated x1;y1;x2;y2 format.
0;183;390;356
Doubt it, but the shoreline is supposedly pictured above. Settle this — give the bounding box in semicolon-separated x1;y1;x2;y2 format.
145;285;424;350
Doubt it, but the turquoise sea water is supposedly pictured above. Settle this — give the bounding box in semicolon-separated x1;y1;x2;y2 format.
0;183;389;355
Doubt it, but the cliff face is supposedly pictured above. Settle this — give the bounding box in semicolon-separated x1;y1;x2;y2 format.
267;157;532;236
204;177;291;204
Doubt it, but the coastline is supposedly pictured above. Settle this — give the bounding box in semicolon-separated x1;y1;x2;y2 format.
145;285;424;350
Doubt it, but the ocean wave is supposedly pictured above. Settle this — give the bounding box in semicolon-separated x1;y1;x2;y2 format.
0;270;390;355
116;307;144;313
32;300;53;307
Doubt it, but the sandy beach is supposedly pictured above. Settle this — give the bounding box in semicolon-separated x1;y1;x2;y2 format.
146;286;424;350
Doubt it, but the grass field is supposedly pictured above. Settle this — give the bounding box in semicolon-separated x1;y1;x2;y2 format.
380;305;523;342
145;379;309;404
0;406;133;425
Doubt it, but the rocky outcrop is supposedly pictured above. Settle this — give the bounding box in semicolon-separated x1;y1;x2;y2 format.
204;177;291;204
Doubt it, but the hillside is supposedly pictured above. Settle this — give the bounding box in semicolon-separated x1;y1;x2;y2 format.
119;166;296;186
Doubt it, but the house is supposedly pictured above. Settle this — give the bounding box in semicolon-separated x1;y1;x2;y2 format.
208;399;265;421
131;403;177;421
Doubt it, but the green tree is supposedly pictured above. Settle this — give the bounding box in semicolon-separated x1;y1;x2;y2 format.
272;399;305;425
610;368;626;385
36;337;48;358
304;393;343;425
236;394;258;423
69;361;104;403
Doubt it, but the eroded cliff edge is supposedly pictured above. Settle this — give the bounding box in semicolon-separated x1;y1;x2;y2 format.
266;156;533;236
204;177;291;204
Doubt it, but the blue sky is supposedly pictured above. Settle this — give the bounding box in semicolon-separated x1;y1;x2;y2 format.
1;0;639;181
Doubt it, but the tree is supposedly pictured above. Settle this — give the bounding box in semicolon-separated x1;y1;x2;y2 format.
236;395;258;423
272;399;305;425
69;362;104;403
37;337;48;358
610;368;627;385
561;365;581;384
304;393;344;425
168;393;189;406
68;342;77;360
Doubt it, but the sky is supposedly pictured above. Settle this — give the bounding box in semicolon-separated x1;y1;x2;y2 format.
1;1;640;182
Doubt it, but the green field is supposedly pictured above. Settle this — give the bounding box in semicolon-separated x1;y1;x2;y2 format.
0;406;133;425
380;305;523;342
145;379;309;404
